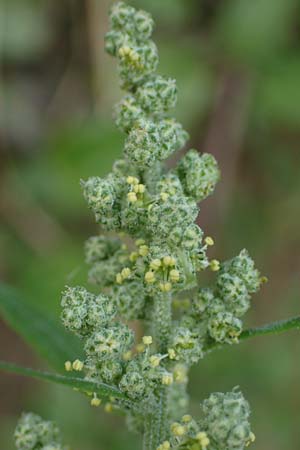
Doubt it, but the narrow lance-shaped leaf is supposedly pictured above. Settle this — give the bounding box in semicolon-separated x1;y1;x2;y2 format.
0;361;125;400
0;283;83;371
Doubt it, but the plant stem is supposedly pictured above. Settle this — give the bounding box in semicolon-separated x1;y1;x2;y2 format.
152;293;172;353
204;315;300;353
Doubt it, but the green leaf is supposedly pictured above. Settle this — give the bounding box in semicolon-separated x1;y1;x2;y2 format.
0;361;125;400
0;283;83;372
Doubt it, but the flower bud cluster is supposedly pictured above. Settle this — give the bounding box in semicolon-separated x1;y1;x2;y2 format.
14;413;68;450
119;339;173;401
201;388;255;450
61;285;134;390
177;149;220;202
85;236;130;287
105;2;157;87
157;415;210;450
192;250;262;344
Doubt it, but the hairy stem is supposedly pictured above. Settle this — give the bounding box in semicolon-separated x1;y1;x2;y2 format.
205;315;300;353
152;293;172;353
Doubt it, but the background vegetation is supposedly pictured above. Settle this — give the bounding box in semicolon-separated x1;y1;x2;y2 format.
1;0;300;449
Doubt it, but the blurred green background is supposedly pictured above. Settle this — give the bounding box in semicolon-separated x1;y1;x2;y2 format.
1;0;300;449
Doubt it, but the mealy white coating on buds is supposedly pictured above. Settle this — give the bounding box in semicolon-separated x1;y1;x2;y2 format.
85;323;134;361
201;388;255;450
14;413;68;450
177;149;220;202
61;286;116;337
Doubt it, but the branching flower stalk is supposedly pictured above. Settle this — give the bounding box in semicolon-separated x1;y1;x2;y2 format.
12;2;299;450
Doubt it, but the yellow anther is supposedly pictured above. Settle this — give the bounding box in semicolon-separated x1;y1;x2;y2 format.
160;282;172;292
135;238;145;246
121;267;131;279
158;441;170;450
182;415;192;423
123;351;132;361
72;359;84;371
173;365;187;383
163;256;176;267
136;343;145;353
246;432;256;446
126;176;139;185
105;402;113;413
171;423;186;437
116;273;123;284
127;192;138;203
260;276;268;284
134;184;145;194
168;348;176;360
64;361;72;372
143;336;153;345
150;259;162;271
210;259;220;272
160;192;169;202
129;252;139;262
162;373;173;385
205;236;214;246
139;245;149;257
91;396;101;407
145;271;156;284
149;355;160;368
119;46;131;57
196;432;210;448
169;269;180;283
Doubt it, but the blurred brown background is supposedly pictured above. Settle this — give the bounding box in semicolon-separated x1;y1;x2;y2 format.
1;0;300;449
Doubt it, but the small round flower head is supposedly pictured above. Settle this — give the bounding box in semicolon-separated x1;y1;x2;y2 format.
118;41;159;87
84;236;122;264
216;272;250;317
81;176;120;230
105;29;126;56
221;249;261;294
201;388;254;450
14;413;64;450
156;173;184;196
113;280;146;320
84;323;134;361
170;327;203;365
193;287;215;315
109;2;154;41
61;286;115;337
119;371;146;400
148;194;198;241
87;249;128;288
124;118;160;168
158;119;189;160
177;150;220;202
114;94;144;132
208;312;242;344
85;358;123;384
136;75;178;113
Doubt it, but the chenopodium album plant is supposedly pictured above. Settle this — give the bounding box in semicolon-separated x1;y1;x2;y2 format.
10;2;300;450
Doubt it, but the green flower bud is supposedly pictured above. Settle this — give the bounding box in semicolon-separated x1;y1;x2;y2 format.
81;176;120;230
170;327;203;365
85;236;122;264
84;323;134;360
61;286;115;337
14;413;66;450
114;94;144;132
136;75;177;113
113;280;146;320
221;249;261;294
201;388;254;450
208;312;242;344
119;371;146;400
216;273;250;317
177;150;220;202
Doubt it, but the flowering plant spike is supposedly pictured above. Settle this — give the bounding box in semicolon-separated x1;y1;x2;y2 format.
12;2;300;450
